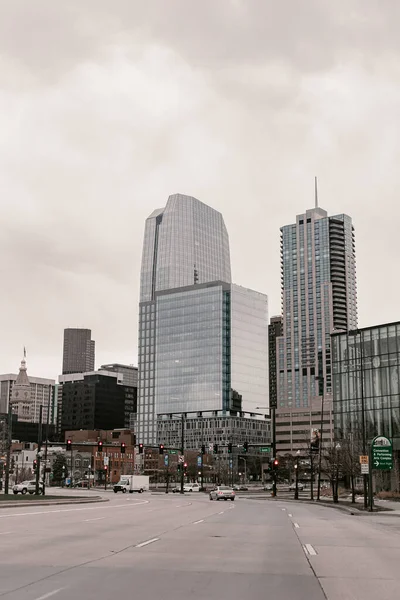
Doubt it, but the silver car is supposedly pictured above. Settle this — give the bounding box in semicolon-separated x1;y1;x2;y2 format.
209;486;235;501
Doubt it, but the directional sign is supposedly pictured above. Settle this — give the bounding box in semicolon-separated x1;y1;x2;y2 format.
260;447;271;453
371;436;393;470
178;455;185;464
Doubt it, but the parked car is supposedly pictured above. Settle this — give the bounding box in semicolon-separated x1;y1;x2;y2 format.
13;480;43;495
233;485;248;491
289;482;304;491
73;480;89;488
209;486;235;501
183;483;201;493
264;483;273;491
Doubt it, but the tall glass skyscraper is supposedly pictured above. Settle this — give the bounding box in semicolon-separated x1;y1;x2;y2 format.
275;204;357;453
138;194;232;444
137;194;268;446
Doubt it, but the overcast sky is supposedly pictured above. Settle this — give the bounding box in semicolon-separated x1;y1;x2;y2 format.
1;0;399;379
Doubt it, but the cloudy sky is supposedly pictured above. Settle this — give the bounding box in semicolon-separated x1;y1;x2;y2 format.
1;0;399;379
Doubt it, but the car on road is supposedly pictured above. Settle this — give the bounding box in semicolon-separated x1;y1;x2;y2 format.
183;483;200;492
264;483;273;491
233;485;248;491
13;480;43;495
73;480;89;488
209;486;235;501
289;482;304;491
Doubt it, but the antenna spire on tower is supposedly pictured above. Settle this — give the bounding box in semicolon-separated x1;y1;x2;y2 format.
315;176;318;208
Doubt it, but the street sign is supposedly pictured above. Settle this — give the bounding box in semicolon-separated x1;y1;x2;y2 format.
359;455;369;465
197;456;202;467
361;463;369;474
260;447;271;453
371;436;393;470
178;455;184;463
103;456;109;466
164;454;169;467
169;450;178;455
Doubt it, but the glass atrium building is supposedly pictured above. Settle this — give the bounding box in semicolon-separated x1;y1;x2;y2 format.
332;323;400;450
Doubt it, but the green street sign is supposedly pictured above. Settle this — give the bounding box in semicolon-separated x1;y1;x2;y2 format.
260;447;271;453
169;450;178;455
371;436;393;470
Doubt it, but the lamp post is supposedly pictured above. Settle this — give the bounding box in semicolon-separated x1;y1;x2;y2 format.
256;406;275;496
294;449;300;500
349;329;368;510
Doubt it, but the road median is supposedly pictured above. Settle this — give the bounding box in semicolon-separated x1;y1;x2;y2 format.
0;495;108;509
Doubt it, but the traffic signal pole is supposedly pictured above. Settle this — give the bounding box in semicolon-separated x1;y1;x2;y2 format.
35;405;43;495
271;406;277;497
180;414;185;495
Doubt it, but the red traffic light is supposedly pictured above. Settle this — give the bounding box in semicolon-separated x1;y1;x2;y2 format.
98;441;103;452
274;459;279;466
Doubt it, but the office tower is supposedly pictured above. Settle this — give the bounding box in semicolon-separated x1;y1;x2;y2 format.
138;194;231;445
62;328;95;375
59;370;137;433
269;316;283;410
276;194;357;453
100;364;138;387
138;194;269;447
0;352;55;424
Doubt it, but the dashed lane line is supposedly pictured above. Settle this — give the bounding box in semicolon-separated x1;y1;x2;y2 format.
136;537;160;548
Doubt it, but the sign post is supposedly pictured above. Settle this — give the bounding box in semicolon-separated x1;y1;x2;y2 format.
369;435;393;512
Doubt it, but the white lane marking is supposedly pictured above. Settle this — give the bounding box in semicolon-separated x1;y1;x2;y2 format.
288;513;293;517
294;522;300;528
0;531;12;535
218;511;224;515
136;537;159;548
281;508;286;511
83;517;105;522
0;500;149;519
193;519;204;524
35;589;63;600
305;543;317;556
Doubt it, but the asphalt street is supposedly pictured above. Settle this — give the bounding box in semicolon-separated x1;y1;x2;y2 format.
0;491;400;600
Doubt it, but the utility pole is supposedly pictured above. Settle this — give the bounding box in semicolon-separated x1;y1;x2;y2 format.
310;450;314;501
4;402;13;494
35;405;43;495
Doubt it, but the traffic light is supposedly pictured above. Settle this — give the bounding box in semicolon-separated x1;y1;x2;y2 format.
177;463;181;472
227;443;233;454
98;441;103;452
183;462;188;475
138;443;144;454
33;460;37;472
121;442;126;454
159;444;164;455
273;459;279;468
201;444;206;455
66;439;72;451
243;442;248;453
213;444;218;454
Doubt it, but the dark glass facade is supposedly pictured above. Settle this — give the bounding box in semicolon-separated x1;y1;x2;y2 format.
332;323;400;450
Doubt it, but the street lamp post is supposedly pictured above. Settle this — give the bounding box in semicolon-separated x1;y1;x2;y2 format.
256;406;275;496
294;450;300;500
349;329;368;510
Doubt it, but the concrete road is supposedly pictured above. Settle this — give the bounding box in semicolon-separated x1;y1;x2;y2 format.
0;493;400;599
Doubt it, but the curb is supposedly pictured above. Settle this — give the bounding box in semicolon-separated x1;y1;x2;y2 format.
241;495;399;516
0;496;108;509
